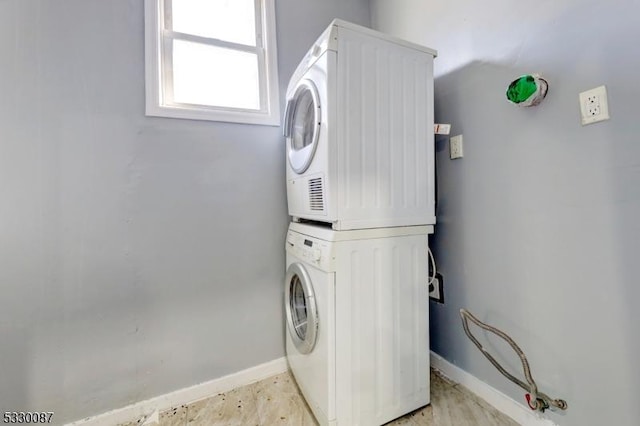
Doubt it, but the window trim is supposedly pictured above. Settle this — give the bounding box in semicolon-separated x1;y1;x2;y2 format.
144;0;281;126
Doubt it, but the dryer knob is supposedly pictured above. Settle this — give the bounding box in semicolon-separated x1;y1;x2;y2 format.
313;249;322;262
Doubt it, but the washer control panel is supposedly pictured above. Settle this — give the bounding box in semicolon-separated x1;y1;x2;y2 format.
286;231;333;270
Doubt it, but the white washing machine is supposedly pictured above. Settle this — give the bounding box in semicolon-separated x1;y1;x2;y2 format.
284;222;433;426
283;20;437;230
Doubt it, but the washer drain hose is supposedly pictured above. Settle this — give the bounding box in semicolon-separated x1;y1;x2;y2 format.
459;309;567;412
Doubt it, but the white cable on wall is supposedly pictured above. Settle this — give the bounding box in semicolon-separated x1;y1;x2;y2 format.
427;246;436;286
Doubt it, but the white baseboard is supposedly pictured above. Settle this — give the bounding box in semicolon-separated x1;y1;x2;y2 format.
430;351;558;426
66;357;288;426
67;353;558;426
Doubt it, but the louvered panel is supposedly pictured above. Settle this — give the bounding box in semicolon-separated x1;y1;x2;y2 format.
309;177;325;211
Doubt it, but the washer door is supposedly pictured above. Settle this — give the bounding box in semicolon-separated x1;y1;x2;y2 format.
284;79;321;174
285;262;318;354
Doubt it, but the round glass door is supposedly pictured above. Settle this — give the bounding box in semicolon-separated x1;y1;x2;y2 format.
285;80;321;174
284;262;318;354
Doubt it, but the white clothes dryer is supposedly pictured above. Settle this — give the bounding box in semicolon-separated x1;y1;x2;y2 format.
283;20;437;230
284;222;433;426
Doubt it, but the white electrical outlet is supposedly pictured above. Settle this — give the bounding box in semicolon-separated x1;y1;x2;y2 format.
450;134;463;159
579;85;610;125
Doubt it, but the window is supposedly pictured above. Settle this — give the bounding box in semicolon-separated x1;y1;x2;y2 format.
144;0;280;125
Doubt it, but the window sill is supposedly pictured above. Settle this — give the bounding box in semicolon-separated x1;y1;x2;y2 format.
145;103;281;126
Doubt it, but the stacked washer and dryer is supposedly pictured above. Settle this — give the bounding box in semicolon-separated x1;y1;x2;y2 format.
283;20;437;426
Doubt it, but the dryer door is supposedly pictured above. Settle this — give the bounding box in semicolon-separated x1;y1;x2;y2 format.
285;262;319;354
284;79;321;174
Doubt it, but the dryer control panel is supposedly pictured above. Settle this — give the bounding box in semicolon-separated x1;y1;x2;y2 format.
286;231;334;271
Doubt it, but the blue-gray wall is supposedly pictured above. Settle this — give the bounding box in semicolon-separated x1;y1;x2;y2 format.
0;0;369;423
371;1;640;425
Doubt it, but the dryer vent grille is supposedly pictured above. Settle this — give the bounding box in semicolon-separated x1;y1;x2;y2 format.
308;178;324;211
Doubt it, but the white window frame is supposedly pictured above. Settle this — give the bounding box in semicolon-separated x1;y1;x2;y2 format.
144;0;280;126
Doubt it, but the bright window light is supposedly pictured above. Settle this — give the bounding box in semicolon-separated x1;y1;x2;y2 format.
172;40;260;110
171;0;256;46
144;0;280;125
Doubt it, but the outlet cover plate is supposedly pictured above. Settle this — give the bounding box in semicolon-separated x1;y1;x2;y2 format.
429;273;444;303
450;135;463;159
579;85;610;125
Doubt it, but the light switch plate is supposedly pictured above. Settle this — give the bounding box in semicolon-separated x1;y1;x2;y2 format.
435;124;451;135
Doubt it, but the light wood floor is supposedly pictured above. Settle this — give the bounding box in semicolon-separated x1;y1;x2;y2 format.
120;369;519;425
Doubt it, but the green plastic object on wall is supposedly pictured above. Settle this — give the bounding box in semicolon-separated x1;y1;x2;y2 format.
506;74;548;107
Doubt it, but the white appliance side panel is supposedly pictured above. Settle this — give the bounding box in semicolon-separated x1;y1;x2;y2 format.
335;28;435;230
334;234;430;425
285;252;336;423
